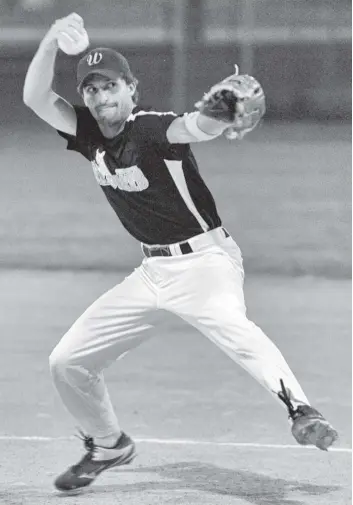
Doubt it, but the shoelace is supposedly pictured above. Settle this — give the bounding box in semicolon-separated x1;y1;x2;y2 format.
75;428;96;451
277;379;298;420
70;429;97;473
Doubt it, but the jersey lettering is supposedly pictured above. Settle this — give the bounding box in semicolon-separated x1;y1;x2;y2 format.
91;149;149;192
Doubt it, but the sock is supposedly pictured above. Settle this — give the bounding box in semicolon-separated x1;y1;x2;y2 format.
95;431;122;449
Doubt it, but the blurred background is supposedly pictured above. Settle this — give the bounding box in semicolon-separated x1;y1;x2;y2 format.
0;0;351;119
0;5;351;499
0;0;351;275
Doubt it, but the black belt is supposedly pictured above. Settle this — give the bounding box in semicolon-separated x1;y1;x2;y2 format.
142;228;230;258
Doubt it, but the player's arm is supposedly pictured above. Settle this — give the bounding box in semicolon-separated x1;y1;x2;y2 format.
167;67;266;144
23;39;76;135
23;13;84;135
166;112;228;144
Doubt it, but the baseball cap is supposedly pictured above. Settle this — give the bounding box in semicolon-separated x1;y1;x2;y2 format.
77;47;131;91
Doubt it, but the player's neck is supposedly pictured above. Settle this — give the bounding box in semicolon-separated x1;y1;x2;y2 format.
97;120;126;139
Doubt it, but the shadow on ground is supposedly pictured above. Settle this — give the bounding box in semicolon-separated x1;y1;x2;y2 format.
87;461;341;505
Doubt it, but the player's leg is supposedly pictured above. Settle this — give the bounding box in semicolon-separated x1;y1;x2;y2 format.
162;244;309;406
49;266;157;439
159;237;338;449
49;266;158;491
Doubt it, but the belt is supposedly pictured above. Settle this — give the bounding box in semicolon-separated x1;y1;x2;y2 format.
142;228;230;258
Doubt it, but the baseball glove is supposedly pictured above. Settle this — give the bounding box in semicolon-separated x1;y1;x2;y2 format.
195;64;266;140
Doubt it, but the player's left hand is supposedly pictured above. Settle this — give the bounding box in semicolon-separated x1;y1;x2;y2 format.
195;64;266;140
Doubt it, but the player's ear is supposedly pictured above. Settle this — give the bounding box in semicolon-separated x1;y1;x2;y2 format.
127;81;136;97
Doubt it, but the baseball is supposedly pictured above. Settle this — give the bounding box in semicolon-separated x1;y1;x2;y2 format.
57;28;89;55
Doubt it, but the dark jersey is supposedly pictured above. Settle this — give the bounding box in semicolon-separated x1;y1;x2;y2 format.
57;105;222;244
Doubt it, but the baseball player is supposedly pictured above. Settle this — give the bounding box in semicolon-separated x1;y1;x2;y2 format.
23;13;338;493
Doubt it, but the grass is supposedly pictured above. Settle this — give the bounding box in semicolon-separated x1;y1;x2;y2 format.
0;122;350;277
0;121;350;504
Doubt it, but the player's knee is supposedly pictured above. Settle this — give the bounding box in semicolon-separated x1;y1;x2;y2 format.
49;345;73;378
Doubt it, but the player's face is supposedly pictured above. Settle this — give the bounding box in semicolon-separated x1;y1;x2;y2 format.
82;76;135;124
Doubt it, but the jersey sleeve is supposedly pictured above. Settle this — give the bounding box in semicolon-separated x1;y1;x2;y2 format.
56;106;97;160
134;111;187;160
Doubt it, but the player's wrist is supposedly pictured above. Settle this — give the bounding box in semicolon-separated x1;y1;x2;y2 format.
40;32;59;52
196;112;228;135
182;112;221;140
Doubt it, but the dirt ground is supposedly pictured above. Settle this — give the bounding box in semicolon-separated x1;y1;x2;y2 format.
0;271;350;505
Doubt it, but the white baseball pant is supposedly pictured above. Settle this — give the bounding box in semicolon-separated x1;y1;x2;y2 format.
49;227;309;437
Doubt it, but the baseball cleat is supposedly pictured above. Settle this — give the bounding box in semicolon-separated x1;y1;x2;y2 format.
54;431;136;492
278;379;338;451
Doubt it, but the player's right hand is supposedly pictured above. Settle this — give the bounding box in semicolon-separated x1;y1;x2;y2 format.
42;13;85;48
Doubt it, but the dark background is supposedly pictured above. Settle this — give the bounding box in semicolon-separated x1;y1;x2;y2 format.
0;3;351;503
0;0;351;124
